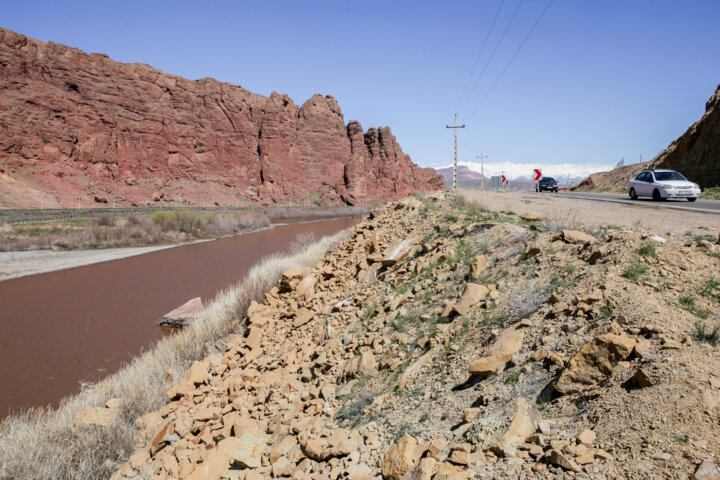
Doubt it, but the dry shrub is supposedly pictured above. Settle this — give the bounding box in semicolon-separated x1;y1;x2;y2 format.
0;228;351;480
290;232;318;254
93;214;116;227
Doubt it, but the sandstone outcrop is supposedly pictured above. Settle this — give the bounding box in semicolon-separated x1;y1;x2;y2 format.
0;28;444;209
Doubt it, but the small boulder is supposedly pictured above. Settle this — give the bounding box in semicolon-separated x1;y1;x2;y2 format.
159;297;203;327
547;449;582;472
470;255;487;278
469;324;525;377
561;230;596;244
464;397;540;456
694;459;720;480
630;368;655;388
576;429;596;447
555;334;637;395
452;283;489;316
381;433;419;480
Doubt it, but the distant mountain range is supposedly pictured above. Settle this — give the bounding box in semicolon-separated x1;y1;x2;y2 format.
435;161;613;190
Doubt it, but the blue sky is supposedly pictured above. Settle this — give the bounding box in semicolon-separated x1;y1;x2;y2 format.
3;0;720;174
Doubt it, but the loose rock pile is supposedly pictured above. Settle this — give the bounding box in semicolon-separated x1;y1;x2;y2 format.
110;192;720;479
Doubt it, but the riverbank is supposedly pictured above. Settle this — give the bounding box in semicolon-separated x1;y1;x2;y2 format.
0;242;194;281
0;206;369;253
0;227;351;480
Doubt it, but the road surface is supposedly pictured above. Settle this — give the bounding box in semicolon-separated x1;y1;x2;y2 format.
556;191;720;214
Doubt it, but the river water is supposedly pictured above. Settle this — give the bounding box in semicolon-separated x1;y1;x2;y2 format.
0;217;359;417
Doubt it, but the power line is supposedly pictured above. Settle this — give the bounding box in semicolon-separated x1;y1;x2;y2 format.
458;0;523;114
454;0;505;111
466;0;554;121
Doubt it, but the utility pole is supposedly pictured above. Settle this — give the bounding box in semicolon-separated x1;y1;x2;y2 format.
446;114;465;190
476;154;487;190
41;193;44;210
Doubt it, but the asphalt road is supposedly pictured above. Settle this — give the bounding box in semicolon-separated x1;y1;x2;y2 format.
554;191;720;214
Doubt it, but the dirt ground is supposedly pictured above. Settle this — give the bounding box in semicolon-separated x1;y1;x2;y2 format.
461;190;720;238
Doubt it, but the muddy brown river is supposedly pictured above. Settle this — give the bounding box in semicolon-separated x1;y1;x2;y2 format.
0;217;359;417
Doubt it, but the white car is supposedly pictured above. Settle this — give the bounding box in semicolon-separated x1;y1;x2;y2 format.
628;169;701;202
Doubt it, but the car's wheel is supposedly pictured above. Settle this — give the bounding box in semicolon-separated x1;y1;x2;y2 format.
688;197;697;202
652;189;661;201
629;188;637;200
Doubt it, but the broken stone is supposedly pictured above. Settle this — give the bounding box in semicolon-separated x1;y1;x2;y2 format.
547;449;582;472
630;368;655;388
381;434;418;480
469;324;525;377
576;429;596;447
561;230;596;244
470;255;487;278
464;397;540;456
694;459;720;480
452;283;490;316
555;334;637;395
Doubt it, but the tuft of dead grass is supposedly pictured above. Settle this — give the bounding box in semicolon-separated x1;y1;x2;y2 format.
0;228;350;480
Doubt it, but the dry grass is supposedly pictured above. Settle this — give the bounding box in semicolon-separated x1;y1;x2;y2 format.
0;210;270;252
0;228;350;480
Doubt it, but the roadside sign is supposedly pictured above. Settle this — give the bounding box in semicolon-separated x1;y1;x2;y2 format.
533;169;542;181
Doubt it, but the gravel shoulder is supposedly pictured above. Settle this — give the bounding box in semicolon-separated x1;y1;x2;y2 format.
462;190;720;237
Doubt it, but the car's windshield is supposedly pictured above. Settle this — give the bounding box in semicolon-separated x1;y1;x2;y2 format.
542;177;555;182
653;171;686;181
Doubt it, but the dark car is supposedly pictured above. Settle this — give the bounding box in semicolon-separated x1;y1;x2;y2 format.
535;176;558;192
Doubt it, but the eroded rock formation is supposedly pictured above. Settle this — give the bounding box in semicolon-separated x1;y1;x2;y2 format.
650;84;720;188
0;28;443;208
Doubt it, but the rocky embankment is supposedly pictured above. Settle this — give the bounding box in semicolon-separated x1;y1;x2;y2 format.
105;193;720;479
0;28;443;209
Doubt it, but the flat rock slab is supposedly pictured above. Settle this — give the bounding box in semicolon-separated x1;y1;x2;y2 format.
160;297;203;327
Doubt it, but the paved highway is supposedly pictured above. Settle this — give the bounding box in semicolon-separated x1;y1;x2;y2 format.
554;191;720;214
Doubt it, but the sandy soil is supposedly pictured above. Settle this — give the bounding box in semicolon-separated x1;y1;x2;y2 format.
462;190;720;237
0;244;185;281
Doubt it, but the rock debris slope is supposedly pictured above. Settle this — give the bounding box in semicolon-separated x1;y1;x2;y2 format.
0;28;443;208
109;193;720;479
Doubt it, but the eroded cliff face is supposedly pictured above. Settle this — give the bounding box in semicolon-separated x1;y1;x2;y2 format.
650;84;720;188
0;28;443;208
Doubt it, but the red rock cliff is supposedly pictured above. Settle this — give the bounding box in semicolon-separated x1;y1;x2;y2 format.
0;28;444;208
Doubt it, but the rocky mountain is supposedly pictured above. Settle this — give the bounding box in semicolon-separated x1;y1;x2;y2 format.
0;28;443;209
437;166;536;191
650;84;720;187
577;84;720;191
